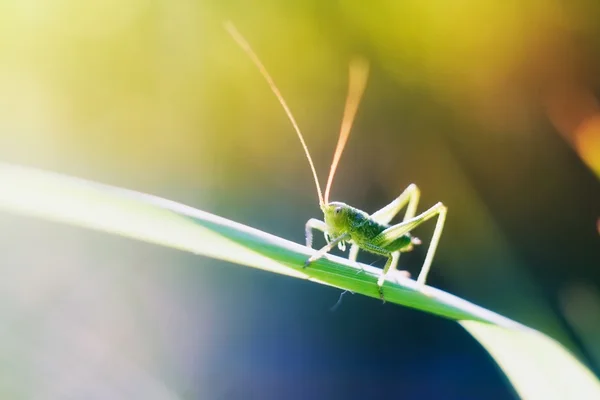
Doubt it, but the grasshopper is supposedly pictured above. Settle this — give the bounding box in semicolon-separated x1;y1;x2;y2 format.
225;22;447;301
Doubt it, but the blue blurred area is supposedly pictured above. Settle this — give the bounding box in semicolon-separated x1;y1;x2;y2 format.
0;213;516;399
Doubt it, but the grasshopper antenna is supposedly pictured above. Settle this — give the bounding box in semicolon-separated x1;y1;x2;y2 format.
224;21;325;208
323;58;369;204
330;289;354;312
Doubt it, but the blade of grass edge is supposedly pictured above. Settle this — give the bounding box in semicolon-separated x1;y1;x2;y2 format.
0;162;598;399
462;320;600;399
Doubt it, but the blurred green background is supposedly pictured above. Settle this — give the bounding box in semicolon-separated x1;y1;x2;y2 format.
0;0;599;398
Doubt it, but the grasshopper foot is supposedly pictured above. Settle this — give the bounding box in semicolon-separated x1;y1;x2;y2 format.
303;258;313;269
377;285;386;304
416;282;433;298
377;274;387;304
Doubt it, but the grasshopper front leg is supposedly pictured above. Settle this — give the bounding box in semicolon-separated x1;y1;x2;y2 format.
306;217;352;268
305;218;328;249
306;218;365;275
304;234;350;268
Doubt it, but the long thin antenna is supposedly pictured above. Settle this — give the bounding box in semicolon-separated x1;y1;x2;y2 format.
324;58;369;204
224;21;325;207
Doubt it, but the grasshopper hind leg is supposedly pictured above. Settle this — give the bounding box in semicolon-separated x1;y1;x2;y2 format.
372;201;448;294
416;203;447;289
371;183;421;225
355;183;420;282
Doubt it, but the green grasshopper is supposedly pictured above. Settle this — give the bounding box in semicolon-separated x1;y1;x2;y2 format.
226;22;447;301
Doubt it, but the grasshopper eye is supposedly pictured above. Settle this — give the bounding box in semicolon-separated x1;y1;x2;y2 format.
334;207;343;215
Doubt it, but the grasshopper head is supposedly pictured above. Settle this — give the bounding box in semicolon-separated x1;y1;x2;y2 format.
322;201;353;237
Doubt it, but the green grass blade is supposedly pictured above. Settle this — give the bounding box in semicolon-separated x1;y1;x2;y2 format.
462;321;600;399
0;162;598;399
